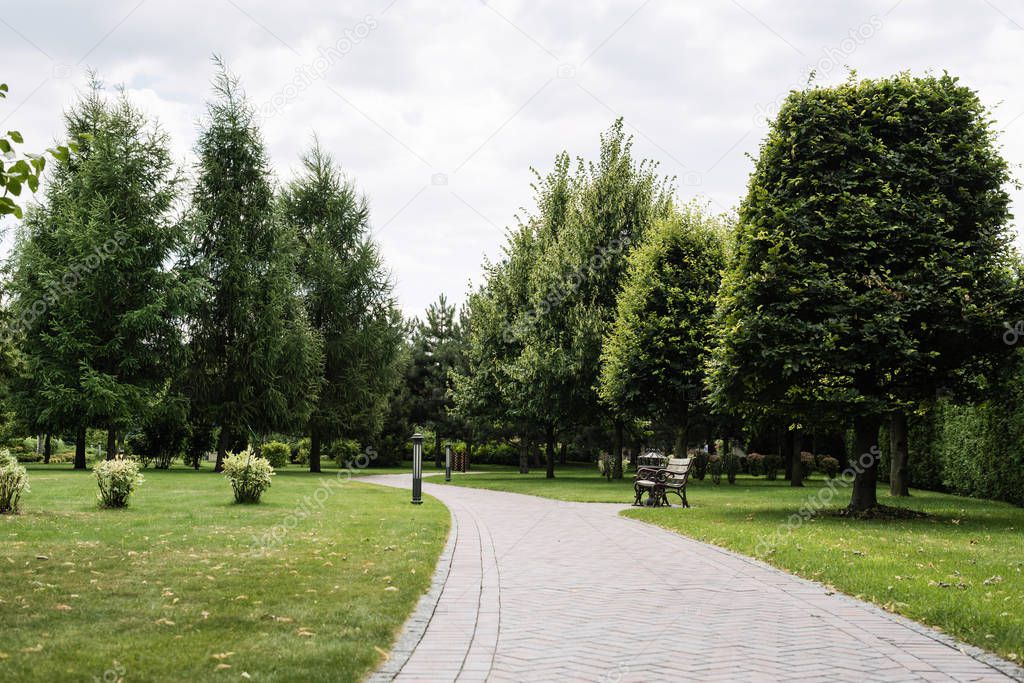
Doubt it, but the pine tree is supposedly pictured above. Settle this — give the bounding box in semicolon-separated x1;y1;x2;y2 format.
280;142;403;472
185;59;321;470
7;80;187;468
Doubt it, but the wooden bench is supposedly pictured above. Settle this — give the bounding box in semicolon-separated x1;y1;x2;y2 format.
633;457;692;507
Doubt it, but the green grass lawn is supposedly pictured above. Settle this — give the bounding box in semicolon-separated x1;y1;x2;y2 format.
442;465;1024;663
1;464;449;682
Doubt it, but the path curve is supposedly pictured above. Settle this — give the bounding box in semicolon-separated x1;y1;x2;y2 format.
364;473;1023;683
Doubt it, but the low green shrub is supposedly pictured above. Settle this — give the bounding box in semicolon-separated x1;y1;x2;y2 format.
16;451;42;463
261;441;290;468
819;455;840;479
690;450;710;481
799;451;815;479
745;452;765;476
331;439;361;467
0;449;30;513
223;451;274;504
724;451;741;484
94;458;143;509
708;453;723;484
763;453;783;480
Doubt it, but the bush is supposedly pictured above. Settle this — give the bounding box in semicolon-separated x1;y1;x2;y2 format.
262;441;290;468
223;451;274;504
0;450;30;513
15;451;42;463
819;456;840;479
94;458;143;509
746;452;765;476
331;439;361;467
724;451;741;484
474;441;519;466
763;453;783;480
799;451;815;479
708;453;723;484
689;450;709;480
293;437;310;465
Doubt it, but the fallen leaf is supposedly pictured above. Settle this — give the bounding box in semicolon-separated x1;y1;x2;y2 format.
154;618;175;626
211;652;235;660
214;663;231;671
53;604;72;612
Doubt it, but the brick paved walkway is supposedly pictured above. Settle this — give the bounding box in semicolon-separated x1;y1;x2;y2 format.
364;473;1022;683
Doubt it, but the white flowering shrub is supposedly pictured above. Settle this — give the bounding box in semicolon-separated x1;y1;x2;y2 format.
95;458;144;508
0;449;30;514
223;451;274;504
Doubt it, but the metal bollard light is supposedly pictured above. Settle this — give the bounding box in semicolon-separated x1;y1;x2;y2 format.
445;442;452;482
411;432;424;505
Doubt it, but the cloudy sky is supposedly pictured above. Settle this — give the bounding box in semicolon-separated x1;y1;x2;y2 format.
2;0;1023;317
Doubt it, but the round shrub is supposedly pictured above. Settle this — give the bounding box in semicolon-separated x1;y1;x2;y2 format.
819;455;840;479
746;452;765;476
95;458;143;509
800;451;816;479
261;441;290;468
0;449;30;514
724;451;740;484
331;439;361;467
763;453;783;480
223;451;274;504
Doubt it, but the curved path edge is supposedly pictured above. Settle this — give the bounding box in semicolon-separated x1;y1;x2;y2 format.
363;473;1024;683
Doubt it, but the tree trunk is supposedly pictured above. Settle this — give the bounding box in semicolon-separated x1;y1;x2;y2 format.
849;414;882;511
309;430;322;473
674;424;688;458
889;410;910;496
783;429;793;480
612;420;624;479
106;428;117;460
434;432;442;468
43;433;51;464
790;428;804;487
518;439;529;474
74;426;86;470
544;425;555;479
215;427;229;473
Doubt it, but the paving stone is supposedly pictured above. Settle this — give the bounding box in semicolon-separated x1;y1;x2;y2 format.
363;473;1024;682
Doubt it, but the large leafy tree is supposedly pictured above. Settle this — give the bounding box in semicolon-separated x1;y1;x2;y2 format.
7;82;188;469
709;74;1019;510
520;121;672;478
280;143;403;472
185;60;321;470
599;204;726;458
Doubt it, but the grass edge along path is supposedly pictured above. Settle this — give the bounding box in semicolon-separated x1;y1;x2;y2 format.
0;466;450;683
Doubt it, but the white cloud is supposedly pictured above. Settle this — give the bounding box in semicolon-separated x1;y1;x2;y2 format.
1;0;1022;317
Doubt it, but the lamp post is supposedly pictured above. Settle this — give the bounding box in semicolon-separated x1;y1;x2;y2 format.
445;442;452;482
411;432;423;505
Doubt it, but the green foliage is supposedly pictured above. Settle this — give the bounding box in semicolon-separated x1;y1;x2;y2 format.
185;59;321;453
330;438;360;467
0;449;29;513
709;73;1019;509
94;458;143;508
222;450;274;504
599;203;726;437
261;440;290;468
724;451;740;484
0;82;71;218
7;79;190;467
763;453;782;480
819;456;840;479
280;143;403;468
710;73;1018;425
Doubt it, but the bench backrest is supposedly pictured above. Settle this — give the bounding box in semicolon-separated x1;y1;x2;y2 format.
666;457;691;475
